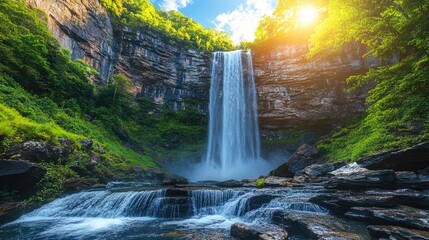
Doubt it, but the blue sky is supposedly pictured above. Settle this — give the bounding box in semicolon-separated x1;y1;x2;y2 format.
151;0;278;44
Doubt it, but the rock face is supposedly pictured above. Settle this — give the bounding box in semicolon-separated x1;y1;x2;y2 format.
230;223;288;240
272;211;368;239
325;169;397;190
26;0;376;134
116;31;212;109
357;141;429;171
252;44;378;135
270;144;326;177
0;160;46;193
26;0;114;82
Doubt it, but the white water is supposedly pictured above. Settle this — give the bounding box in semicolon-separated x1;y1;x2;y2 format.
189;50;273;181
2;187;328;239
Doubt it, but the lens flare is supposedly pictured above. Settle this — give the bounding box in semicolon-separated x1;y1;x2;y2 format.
298;6;318;26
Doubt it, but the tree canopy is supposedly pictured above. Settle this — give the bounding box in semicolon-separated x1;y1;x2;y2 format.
99;0;234;51
309;0;429;160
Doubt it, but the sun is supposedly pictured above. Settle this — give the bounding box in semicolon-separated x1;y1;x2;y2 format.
298;6;318;26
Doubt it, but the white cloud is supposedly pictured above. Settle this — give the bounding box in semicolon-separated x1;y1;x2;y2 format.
214;0;277;45
160;0;192;11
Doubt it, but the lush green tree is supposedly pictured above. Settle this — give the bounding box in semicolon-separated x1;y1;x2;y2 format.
310;0;429;160
98;0;234;51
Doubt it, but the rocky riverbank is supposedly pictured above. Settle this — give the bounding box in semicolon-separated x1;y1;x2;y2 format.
230;141;429;239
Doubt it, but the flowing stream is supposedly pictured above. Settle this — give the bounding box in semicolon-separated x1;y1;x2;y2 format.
0;183;329;239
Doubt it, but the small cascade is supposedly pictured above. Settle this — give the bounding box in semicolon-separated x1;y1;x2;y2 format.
23;188;326;221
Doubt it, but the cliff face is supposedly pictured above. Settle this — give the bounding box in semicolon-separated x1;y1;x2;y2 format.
26;0;375;137
252;44;378;138
115;31;212;110
26;0;212;110
26;0;114;82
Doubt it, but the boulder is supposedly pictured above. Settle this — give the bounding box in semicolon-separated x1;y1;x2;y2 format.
5;141;62;163
268;163;294;178
230;223;288;240
345;206;429;231
264;176;296;187
367;225;429;239
216;179;244;188
0;160;46;193
64;178;92;191
272;211;367;239
325;169;397;190
0;202;27;224
230;223;260;240
329;163;368;176
80;139;93;150
161;174;189;185
247;194;279;212
310;193;397;215
303;161;346;177
357;141;429;171
270;144;327;177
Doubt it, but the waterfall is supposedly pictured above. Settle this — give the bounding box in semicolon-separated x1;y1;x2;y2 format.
193;50;269;180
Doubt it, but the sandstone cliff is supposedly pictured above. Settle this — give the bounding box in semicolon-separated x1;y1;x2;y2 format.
26;0;114;82
25;0;375;138
252;44;379;137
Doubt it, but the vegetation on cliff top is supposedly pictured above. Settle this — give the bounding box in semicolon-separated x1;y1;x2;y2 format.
98;0;234;51
311;0;429;161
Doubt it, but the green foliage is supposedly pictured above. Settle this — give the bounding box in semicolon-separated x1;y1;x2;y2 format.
29;163;67;203
99;0;234;51
256;178;265;188
312;0;429;161
0;1;96;110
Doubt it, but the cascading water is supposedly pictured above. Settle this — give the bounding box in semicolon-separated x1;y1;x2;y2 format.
189;50;273;181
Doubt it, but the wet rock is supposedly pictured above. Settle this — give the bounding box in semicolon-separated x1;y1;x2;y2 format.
162;174;188;185
247;194;278;211
389;189;429;209
303;161;346;177
230;223;288;240
231;223;260;240
270;144;328;178
153;197;193;218
143;168;165;181
395;171;429;190
216;179;244;188
165;189;189;197
329;163;368;176
0;202;26;224
64;178;91;191
0;160;46;193
5;141;62;163
269;163;294;178
367;225;429;239
325;169;397;190
346;206;429;231
310;193;397;215
272;211;366;239
264;176;296;187
80;139;93;150
357;141;429;171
